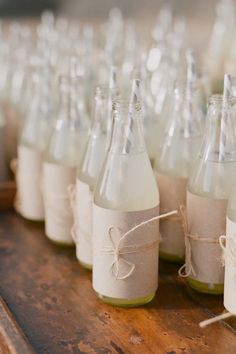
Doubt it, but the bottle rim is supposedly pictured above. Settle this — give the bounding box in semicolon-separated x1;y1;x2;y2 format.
208;94;236;105
112;98;141;112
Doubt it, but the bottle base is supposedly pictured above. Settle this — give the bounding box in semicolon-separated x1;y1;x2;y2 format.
47;237;74;247
96;292;155;307
159;250;184;264
79;260;92;271
187;277;224;295
22;217;44;226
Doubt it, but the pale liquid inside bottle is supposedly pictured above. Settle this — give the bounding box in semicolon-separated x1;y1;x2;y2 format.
46;125;87;167
188;159;236;294
44;123;86;246
94;151;159;306
76;134;107;269
143;120;159;167
157;135;202;262
19;108;51;224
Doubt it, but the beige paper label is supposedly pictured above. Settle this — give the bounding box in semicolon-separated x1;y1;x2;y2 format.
186;192;227;284
157;173;187;257
0;126;8;182
17;145;44;220
75;179;93;265
93;204;159;299
43;163;76;244
224;217;236;314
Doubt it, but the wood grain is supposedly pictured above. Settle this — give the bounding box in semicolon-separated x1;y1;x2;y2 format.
0;297;35;354
0;211;235;353
0;181;16;212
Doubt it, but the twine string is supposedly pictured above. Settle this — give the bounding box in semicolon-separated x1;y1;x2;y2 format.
101;210;178;280
178;205;222;278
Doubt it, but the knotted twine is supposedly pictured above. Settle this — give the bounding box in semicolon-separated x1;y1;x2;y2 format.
199;234;236;328
100;210;178;280
178;205;223;279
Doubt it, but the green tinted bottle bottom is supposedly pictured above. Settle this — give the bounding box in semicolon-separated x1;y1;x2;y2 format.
22;217;44;226
47;236;74;247
159;250;184;264
96;292;155;307
79;260;92;271
187;277;224;295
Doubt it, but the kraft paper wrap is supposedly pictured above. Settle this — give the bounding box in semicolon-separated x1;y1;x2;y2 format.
43;163;76;244
157;173;187;258
17;145;44;221
223;217;236;314
5;102;22;161
0;126;8;182
186;191;227;284
93;204;159;299
75;179;93;266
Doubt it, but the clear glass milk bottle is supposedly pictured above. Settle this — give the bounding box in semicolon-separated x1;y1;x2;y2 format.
75;86;113;269
0;105;7;182
182;94;236;294
17;67;52;222
155;82;203;263
223;187;236;315
93;86;160;307
43;76;86;245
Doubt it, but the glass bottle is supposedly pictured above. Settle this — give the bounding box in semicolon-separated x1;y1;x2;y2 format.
75;86;114;269
44;76;85;245
185;94;236;294
155;82;203;263
0;105;7;182
17;65;52;222
93;97;159;307
224;187;236;314
138;67;158;167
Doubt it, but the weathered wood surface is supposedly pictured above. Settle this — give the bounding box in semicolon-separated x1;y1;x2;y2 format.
0;182;16;212
0;211;235;354
0;297;35;354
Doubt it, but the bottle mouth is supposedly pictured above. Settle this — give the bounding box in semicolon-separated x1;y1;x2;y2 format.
112;98;141;112
209;94;236;105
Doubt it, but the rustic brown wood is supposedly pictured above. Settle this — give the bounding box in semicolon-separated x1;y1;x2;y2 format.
0;211;235;354
0;181;16;212
0;297;35;354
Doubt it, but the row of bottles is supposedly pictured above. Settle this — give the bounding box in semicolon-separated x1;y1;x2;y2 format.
1;5;236;309
15;70;236;309
12;29;236;302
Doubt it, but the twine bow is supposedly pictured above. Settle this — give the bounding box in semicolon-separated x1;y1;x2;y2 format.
101;210;178;280
219;235;236;267
178;205;223;279
178;205;196;278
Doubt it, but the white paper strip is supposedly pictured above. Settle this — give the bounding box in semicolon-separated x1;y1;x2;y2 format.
224;217;236;314
43;162;76;244
75;178;93;266
17;145;44;221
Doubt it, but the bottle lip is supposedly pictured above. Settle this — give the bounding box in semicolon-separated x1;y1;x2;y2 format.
209;94;236;104
112;98;141;111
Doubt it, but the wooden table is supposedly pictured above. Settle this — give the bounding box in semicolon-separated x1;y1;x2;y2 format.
0;210;235;354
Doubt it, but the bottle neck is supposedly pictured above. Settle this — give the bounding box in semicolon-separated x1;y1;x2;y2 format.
89;87;109;138
58;86;70;122
165;84;203;138
109;101;146;154
199;95;236;162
